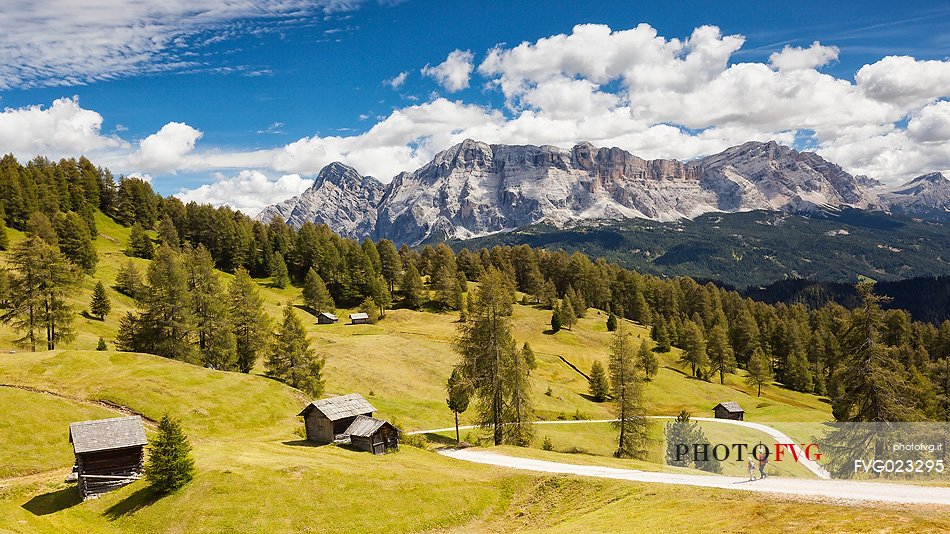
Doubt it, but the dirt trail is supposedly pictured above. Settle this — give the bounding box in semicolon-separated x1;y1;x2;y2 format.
438;448;950;506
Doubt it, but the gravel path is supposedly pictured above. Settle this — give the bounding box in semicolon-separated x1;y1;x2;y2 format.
437;448;950;506
413;418;950;505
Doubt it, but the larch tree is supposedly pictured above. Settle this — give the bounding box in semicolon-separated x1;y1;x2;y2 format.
452;267;519;446
267;303;325;397
746;346;773;397
639;339;658;381
55;211;97;273
115;259;145;299
127;223;154;259
90;281;111;320
185;245;237;370
833;281;922;422
503;336;535;446
446;367;470;444
377;239;402;293
269;252;290;289
521;342;537;373
679;319;708;379
302;268;334;314
608;321;650;459
560;297;576;331
588;360;609;402
3;235;82;351
707;323;737;384
550;304;562;333
227;268;271;373
401;263;425;309
137;245;198;362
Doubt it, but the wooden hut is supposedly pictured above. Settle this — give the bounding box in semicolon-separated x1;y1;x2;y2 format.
713;402;745;421
345;415;399;455
349;312;370;324
69;416;147;500
298;393;376;443
317;312;339;324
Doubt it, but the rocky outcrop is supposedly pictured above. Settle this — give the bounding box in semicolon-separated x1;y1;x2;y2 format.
256;140;948;244
257;162;385;239
876;172;950;221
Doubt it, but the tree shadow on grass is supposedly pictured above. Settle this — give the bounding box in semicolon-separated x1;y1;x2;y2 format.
22;486;81;516
104;485;160;520
421;432;458;446
282;439;325;448
663;365;688;377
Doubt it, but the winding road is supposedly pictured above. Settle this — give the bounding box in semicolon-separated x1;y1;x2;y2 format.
412;418;950;506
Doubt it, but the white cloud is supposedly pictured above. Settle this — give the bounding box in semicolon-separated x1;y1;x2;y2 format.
5;22;950;205
0;0;367;89
0;97;125;156
387;71;408;89
131;122;203;173
422;49;474;92
906;100;950;143
856;56;950;107
175;170;314;215
769;41;839;71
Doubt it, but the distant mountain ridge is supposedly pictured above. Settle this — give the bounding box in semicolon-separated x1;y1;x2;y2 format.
256;140;950;244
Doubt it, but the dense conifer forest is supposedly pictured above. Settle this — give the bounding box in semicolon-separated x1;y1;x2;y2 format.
1;154;947;422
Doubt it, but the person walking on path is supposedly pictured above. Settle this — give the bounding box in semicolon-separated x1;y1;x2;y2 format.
747;456;757;481
758;455;768;479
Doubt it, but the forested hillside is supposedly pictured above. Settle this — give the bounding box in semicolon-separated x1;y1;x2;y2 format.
458;209;950;288
0;154;947;422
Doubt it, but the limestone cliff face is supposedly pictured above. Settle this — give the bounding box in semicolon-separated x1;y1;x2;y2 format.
257;140;947;244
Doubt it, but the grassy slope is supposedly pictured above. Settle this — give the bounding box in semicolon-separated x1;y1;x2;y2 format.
5;214;944;531
0;351;946;533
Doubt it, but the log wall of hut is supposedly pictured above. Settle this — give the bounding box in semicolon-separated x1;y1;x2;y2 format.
350;426;399;455
76;446;144;499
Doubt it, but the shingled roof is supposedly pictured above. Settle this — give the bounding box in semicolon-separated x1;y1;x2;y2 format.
69;416;147;454
714;401;744;413
344;415;395;438
298;393;376;420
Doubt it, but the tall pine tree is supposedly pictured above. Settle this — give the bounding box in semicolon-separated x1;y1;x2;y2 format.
609;321;650;459
266;303;325;397
227;268;271;373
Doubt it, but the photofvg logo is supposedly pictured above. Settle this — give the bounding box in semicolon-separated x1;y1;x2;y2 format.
673;442;821;464
665;421;949;480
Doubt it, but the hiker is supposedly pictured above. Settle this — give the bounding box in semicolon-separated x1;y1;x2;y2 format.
758;454;768;479
748;456;757;481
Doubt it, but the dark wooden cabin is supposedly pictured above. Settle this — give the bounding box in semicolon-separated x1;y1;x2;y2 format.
345;415;399;455
69;416;147;500
349;312;370;324
317;312;339;324
298;393;376;443
713;402;745;421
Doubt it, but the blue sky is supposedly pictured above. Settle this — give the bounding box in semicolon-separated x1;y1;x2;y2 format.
0;1;948;213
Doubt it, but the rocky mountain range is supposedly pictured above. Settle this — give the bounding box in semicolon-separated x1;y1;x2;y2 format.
257;140;950;244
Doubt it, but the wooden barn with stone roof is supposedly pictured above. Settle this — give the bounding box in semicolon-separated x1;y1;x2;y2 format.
298;393;376;443
713;401;745;421
69;416;147;500
345;415;399;455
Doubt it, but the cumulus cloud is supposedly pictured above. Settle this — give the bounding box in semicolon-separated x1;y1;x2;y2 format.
769;42;839;71
175;170;314;215
6;22;950;202
0;97;125;156
422;49;474;92
0;0;368;89
856;56;950;107
131;122;203;173
387;71;408;89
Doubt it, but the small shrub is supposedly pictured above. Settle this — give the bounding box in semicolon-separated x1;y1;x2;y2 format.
96;337;107;351
541;437;554;451
545;386;553;397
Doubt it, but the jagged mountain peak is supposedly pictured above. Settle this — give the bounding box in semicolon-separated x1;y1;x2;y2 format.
258;139;950;244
